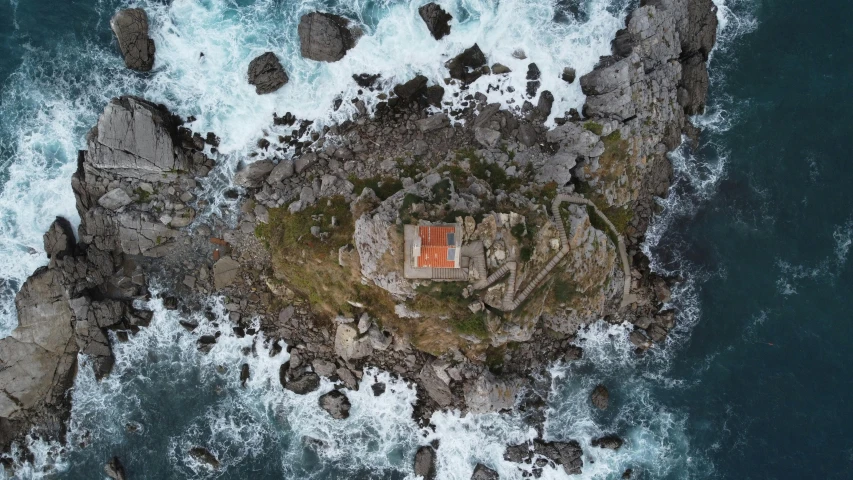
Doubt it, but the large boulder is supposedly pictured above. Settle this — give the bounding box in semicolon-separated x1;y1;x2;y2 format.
283;371;321;394
413;446;437;480
446;44;487;84
247;52;289;95
234;160;275;188
110;8;156;71
463;372;522;414
590;384;609;410
334;323;373;361
43;217;76;262
418;3;452;40
318;390;351;419
592;434;624;450
298;12;358;62
104;457;127;480
471;463;499;480
0;268;77;451
212;257;240;290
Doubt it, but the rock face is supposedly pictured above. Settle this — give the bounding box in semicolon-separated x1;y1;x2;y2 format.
418;3;453;40
247;52;289;94
0;268;77;451
318;390;351;419
463;372;522;414
298;12;358;62
413;446;437;480
110;8;156;71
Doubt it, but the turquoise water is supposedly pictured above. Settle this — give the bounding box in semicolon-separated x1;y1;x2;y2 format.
2;0;852;478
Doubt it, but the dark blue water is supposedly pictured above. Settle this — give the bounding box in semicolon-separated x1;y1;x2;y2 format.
2;0;852;478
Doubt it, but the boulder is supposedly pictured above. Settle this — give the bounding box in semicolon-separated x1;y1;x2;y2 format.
312;359;337;377
504;439;583;475
418;3;453;40
414;446;437;480
234;160;275;188
212;257;240;290
353;73;381;88
267;159;295;185
463;372;521;414
189;446;220;469
318;390;351;419
471;463;499;480
104;456;126;480
426;85;445;107
247;52;289;94
393;75;428;102
298;12;358;62
416;113;449;133
284;371;321;394
98;188;133;211
491;63;511;74
591;434;624;450
474;128;501;148
446;44;487;84
240;364;250;386
536;90;554;118
417;361;453;407
110;8;155;71
590;384;609;410
561;67;576;83
371;382;386;396
334;323;373;361
43;217;76;261
564;345;583;361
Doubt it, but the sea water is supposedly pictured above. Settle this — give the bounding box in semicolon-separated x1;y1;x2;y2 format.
3;0;852;478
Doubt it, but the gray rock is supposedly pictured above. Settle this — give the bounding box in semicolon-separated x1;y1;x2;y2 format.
418;3;452;40
104;456;126;480
334;323;373;361
629;329;652;349
336;367;359;390
295;152;316;173
591;384;609;410
285;372;321;394
371;382;386;396
474;128;501;148
416;113;449;133
312;359;337;377
189;446;220;469
464;372;521;414
247;52;289;94
110;9;155;71
533;439;583;475
0;268;77;451
561;67;576;83
446;44;487;84
318;390;351;419
491;63;511;74
516;123;537;147
564;345;583;361
592;434;624;450
98;188;133;211
267;159;295;184
471;463;499;480
414;446;437;480
418;361;453;407
234;160;275;188
212;257;240;290
298;12;358;62
43;217;76;261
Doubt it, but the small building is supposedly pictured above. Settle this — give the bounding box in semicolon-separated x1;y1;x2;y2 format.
403;224;466;280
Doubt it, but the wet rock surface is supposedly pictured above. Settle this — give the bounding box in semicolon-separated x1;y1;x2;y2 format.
110;8;155;71
247;52;289;94
298;12;358;62
419;3;453;40
318;390;351;419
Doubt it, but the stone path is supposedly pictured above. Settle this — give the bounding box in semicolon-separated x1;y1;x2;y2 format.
471;194;633;311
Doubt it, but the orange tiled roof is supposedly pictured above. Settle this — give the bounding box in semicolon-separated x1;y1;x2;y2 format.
417;246;456;268
419;226;455;246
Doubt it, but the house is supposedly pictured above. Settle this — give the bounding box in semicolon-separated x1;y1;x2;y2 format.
403;224;466;280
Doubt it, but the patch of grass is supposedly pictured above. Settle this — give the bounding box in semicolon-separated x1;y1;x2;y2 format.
452;312;489;338
583;121;603;136
520;245;533;262
586;205;619;246
348;175;403;201
399;193;424;224
431;178;453;203
602;204;633;235
553;277;579;302
134;187;151;202
396;157;425;179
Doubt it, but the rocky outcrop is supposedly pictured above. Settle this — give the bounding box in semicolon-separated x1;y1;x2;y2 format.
189;446;220;469
104;456;127;480
471;463;499;480
110;8;156;71
318;390;351;419
446;44;487;84
591;384;609;410
419;3;453;40
247;52;289;94
504;439;583;475
592;434;624;450
298;12;358;62
413;446;437;480
463;372;522;414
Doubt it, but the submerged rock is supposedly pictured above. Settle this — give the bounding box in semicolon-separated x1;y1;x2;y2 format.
110;8;155;71
591;384;609;410
104;456;126;480
189;446;220;469
298;12;358;62
591;434;624;450
247;52;289;94
418;3;453;40
318;390;351;419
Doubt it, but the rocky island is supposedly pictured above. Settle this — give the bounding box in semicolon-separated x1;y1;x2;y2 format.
0;0;717;477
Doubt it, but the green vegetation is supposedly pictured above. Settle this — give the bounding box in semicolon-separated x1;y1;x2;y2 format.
398;193;424;224
452;312;489;338
430;178;453;203
134;187;151;202
348;175;403;200
583;121;604;136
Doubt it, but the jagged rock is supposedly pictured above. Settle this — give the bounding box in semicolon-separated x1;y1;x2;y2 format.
367;325;392;350
234;160;275;188
592;434;624;450
418;361;453;407
189;446;220;469
561;67;576;83
267;159;295;185
537;90;554;118
474;128;501;148
446;44;487;84
0;268;77;451
416;113;449;133
212;257;240;290
426;85;445;107
43;217;76;261
591;384;609;410
516;123;537;147
334;323;373;361
464;372;521;414
394;75;428;102
240;364;250;386
284;372;321;394
504;439;583;475
371;382;386;396
110;9;155;71
312;359;337;377
414;446;437;480
69;296;121;378
318;390;351;419
98;188;133;211
336;367;359;390
353;73;380;88
247;52;289;94
419;3;452;40
471;463;499;480
298;12;358;62
648;323;668;342
629;330;652;349
104;456;126;480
